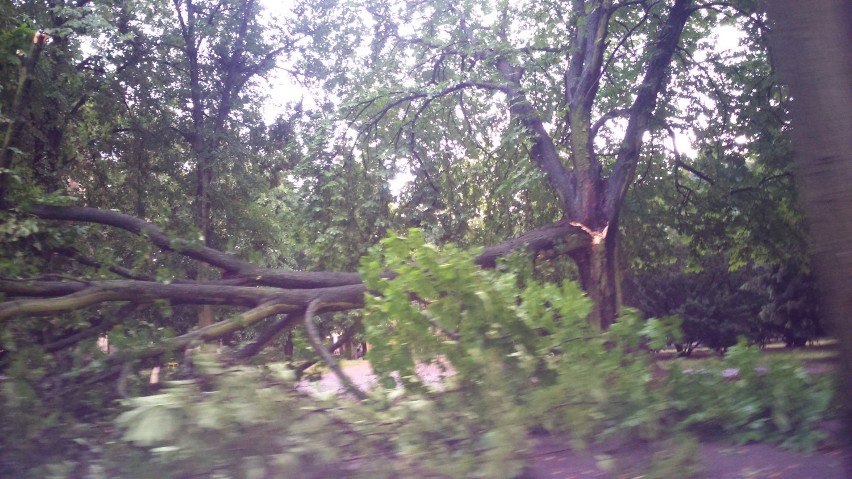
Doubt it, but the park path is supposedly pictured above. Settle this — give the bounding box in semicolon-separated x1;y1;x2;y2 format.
523;434;849;478
296;359;454;396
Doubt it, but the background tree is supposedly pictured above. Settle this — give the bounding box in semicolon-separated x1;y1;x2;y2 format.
0;0;830;426
297;0;785;328
619;15;824;350
0;0;843;474
1;0;820;382
0;0;306;387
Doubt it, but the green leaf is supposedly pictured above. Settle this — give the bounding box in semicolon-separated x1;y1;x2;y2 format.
118;406;180;446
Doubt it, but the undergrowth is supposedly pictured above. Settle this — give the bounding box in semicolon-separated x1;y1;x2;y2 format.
1;230;837;477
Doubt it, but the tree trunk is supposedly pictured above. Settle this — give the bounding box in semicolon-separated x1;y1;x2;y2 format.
573;224;620;330
284;330;294;360
768;0;852;451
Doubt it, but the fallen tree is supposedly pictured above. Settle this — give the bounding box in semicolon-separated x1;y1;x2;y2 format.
0;203;591;386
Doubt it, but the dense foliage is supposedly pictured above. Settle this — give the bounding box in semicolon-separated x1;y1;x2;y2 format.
3;235;834;477
0;0;839;476
668;338;834;451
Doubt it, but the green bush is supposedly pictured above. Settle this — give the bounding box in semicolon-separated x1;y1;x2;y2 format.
742;264;824;347
666;338;834;451
361;229;666;450
627;257;826;352
4;231;836;477
626;256;764;353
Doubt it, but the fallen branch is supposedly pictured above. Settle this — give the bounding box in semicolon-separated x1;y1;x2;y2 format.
232;311;304;360
1;203;594;388
295;325;359;376
303;300;369;400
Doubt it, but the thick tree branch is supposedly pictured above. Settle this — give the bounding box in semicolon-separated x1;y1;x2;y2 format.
0;279;366;322
4;201;596;309
564;1;612;112
476;222;591;268
30;204;248;271
495;58;577;216
27;205;364;288
605;0;694;219
3;203;597;376
0;278;87;297
0;288;129;321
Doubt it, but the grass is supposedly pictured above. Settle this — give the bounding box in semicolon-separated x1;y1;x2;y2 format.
654;338;838;372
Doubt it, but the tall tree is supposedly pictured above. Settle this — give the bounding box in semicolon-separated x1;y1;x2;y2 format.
0;0;790;384
0;0;304;364
302;0;768;327
158;0;292;325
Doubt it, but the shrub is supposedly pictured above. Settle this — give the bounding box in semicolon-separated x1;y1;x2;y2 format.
361;229;666;450
5;231;836;477
666;338;834;451
742;263;824;347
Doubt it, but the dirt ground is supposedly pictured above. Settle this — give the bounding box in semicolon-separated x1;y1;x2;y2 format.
301;359;850;479
522;434;849;478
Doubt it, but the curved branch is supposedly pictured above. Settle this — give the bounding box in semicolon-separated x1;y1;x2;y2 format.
664;124;715;186
303;300;369;400
29;204;250;271
356;80;507;137
599;6;652;88
590;108;631;139
294;325;358;376
41;300;297;390
27;204;363;288
51;247;158;281
0;279;366;322
192;302;298;342
233;312;304;360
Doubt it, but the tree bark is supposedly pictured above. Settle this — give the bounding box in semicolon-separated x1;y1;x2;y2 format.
768;0;852;452
573;0;692;329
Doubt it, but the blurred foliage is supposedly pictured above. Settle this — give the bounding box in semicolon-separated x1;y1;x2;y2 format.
14;350;529;478
1;231;839;477
0;0;840;476
648;432;704;479
667;338;835;451
364;232;689;452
